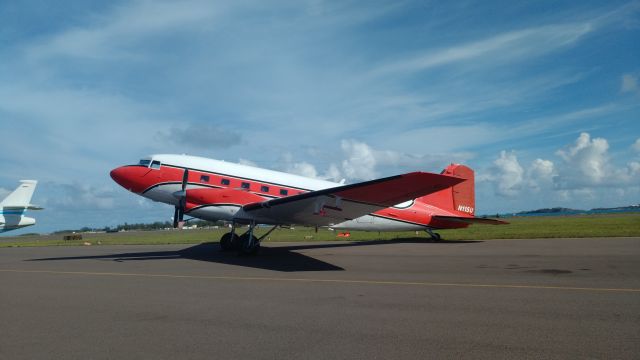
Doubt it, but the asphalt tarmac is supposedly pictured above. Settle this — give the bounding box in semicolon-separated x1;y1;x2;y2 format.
1;237;639;359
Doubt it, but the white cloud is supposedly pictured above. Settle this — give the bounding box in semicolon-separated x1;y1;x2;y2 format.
484;134;640;202
527;158;555;191
488;151;525;197
621;74;638;93
374;22;593;76
632;138;640;152
556;132;610;187
340;140;378;180
286;162;319;179
238;158;257;167
323;164;343;182
27;0;219;61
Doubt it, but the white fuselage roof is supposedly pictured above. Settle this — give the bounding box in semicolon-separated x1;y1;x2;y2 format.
151;154;340;191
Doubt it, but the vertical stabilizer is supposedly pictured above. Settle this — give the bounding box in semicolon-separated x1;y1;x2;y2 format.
0;180;38;208
416;164;475;216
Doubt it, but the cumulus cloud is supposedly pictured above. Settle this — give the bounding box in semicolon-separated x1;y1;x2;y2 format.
527;158;555;190
340;140;378;180
484;133;640;201
486;151;525;197
633;138;640;152
157;123;241;150
555;132;609;186
338;139;473;181
275;139;471;183
286;162;319;179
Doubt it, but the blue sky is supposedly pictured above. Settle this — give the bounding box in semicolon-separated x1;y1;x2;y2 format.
1;0;639;234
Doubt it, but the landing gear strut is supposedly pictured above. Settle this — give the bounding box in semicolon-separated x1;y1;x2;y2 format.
425;228;441;241
239;221;260;255
220;221;239;251
219;221;278;255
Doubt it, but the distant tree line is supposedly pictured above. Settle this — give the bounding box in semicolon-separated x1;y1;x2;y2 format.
52;220;226;234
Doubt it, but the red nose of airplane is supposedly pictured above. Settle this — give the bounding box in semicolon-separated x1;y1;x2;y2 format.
110;166;149;194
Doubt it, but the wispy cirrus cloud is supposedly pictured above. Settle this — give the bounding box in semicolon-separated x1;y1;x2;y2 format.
371;23;594;76
25;0;220;61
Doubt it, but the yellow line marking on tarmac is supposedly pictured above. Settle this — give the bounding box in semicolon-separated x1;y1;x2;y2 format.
1;269;639;293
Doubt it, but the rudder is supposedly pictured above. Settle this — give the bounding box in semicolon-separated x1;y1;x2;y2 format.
0;180;38;208
416;164;475;216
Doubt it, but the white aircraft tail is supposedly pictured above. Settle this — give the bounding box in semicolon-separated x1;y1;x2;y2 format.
0;180;41;210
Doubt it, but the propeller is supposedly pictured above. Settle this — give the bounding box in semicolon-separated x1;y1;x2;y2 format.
172;169;189;228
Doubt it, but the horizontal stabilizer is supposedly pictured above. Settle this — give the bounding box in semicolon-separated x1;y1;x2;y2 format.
3;205;43;210
432;215;508;225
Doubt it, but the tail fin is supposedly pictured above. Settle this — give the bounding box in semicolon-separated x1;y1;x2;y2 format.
0;180;40;209
416;164;475;216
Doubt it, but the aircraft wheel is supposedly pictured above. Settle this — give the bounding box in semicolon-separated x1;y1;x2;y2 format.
433;233;441;241
238;233;260;255
220;232;235;251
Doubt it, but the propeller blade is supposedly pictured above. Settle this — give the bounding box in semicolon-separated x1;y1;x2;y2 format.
173;168;189;229
178;198;185;222
173;206;180;228
181;169;189;190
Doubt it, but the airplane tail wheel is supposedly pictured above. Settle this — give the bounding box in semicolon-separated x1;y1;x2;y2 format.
433;233;442;241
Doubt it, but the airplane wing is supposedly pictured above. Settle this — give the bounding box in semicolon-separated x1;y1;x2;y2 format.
432;215;508;225
241;172;464;227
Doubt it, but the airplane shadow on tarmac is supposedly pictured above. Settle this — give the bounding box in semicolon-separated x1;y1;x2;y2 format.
26;238;481;272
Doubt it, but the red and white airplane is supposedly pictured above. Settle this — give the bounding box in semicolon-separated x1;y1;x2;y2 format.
111;154;505;253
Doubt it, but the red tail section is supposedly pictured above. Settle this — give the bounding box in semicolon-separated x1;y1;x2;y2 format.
416;164;475;216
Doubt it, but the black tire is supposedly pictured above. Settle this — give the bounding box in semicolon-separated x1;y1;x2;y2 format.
220;232;235;251
433;233;442;241
237;233;260;255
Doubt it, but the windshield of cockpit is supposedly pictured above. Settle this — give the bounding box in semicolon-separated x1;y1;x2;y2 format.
139;158;161;169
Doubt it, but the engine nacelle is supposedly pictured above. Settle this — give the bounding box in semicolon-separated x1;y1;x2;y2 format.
185;188;266;209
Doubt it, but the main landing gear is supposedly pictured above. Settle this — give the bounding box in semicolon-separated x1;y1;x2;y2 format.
220;221;278;255
425;228;442;241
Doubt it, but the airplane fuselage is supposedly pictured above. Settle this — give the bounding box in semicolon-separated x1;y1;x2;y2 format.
111;154;465;231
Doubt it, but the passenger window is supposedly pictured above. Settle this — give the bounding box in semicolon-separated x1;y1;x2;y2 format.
150;160;161;170
241;182;250;189
261;185;269;192
200;175;210;183
280;189;288;196
221;179;230;186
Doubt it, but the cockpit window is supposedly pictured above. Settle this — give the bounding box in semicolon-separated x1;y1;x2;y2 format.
139;159;151;167
150;160;161;170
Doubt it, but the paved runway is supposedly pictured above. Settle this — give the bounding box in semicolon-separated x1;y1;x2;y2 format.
1;237;639;359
